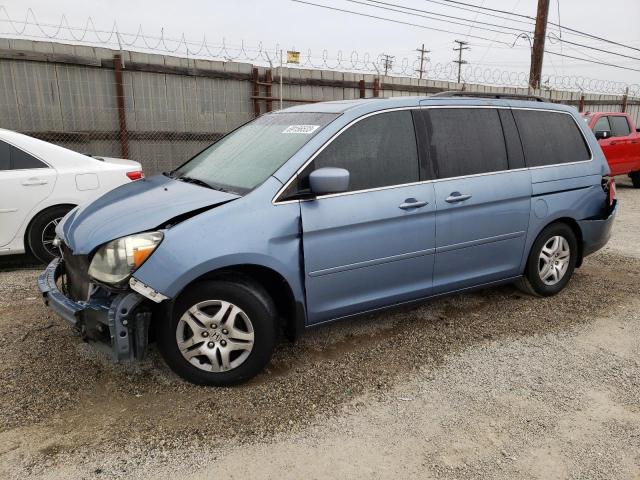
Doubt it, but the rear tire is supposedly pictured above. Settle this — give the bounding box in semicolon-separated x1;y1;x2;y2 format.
630;171;640;188
157;279;277;386
516;223;578;297
27;205;73;264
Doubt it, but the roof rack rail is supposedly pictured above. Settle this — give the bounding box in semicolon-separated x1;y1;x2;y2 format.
431;91;547;102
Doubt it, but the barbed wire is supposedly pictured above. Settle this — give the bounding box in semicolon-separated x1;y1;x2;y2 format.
0;6;638;97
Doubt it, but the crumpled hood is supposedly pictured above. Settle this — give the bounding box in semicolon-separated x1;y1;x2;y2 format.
59;175;239;254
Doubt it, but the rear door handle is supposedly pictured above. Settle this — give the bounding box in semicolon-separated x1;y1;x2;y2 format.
399;198;429;210
445;192;472;203
22;178;48;186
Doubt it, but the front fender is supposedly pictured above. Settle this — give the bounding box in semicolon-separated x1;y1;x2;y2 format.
132;178;304;305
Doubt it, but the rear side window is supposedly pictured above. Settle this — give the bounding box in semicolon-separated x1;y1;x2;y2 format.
0;141;9;170
422;108;508;179
593;116;611;132
308;110;420;192
513;110;590;167
609;116;631;137
11;145;48;169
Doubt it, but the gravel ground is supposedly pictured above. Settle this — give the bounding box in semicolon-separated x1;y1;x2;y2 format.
0;177;638;479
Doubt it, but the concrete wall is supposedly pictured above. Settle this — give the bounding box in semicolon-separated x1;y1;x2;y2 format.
0;39;638;175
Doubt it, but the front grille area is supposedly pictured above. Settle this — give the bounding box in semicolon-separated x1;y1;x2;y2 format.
61;244;92;301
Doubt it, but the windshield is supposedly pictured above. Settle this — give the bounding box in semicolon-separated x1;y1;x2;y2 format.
174;112;339;194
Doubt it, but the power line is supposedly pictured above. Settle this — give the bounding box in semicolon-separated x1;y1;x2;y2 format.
478;0;524;63
463;0;486;40
427;0;640;53
422;0;536;25
355;0;640;62
355;0;531;35
546;51;640;73
290;0;514;45
547;33;640;62
437;0;535;21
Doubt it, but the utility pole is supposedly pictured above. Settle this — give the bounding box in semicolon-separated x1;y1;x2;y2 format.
380;53;395;76
416;43;431;79
453;40;470;84
529;0;550;90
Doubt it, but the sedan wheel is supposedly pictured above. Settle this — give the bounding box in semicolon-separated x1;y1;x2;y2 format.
41;217;63;259
27;205;73;264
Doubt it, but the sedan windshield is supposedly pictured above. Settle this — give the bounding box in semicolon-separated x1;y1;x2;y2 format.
174;112;339;194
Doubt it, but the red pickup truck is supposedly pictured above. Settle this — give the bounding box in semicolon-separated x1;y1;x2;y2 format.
582;112;640;187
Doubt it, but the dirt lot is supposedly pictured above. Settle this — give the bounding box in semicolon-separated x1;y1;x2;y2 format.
1;179;639;480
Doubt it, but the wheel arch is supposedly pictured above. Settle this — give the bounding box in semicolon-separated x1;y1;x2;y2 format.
534;216;585;268
23;203;77;253
171;263;305;342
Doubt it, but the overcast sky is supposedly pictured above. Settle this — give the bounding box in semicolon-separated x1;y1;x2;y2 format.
2;0;639;89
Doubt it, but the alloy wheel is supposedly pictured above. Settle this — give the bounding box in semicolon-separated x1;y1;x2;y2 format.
41;217;62;258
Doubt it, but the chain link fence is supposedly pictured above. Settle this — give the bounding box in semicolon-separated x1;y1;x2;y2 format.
1;38;638;175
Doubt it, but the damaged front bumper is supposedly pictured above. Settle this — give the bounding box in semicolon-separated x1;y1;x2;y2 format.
38;258;153;362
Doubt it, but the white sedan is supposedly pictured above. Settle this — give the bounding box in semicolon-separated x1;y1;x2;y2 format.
0;129;143;263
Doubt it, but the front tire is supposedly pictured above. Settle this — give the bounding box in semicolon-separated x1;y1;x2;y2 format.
157;279;277;386
27;205;73;264
630;171;640;188
516;223;578;297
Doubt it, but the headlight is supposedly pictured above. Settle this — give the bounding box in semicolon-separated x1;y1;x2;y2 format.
88;231;163;285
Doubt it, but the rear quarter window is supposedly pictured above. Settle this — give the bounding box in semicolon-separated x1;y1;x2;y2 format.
0;141;9;170
513;110;590;167
11;145;48;170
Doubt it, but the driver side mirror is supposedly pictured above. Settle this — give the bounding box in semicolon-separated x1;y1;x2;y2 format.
595;130;611;140
309;167;350;195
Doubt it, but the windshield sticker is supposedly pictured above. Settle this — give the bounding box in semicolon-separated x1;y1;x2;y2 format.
282;125;320;134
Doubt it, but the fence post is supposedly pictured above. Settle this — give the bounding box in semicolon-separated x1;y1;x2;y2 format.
113;54;129;159
251;67;261;117
621;86;629;113
265;69;273;112
359;79;365;98
578;95;585;113
373;78;380;97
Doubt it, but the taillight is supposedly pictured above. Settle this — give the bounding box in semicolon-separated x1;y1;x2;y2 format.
602;176;616;207
126;170;144;181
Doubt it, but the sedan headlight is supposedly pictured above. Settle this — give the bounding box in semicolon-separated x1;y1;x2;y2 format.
88;232;163;285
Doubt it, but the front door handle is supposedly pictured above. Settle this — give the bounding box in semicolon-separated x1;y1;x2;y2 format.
22;178;48;186
445;192;472;203
399;198;429;210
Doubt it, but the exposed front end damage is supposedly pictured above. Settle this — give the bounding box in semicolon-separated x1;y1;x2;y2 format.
39;257;157;362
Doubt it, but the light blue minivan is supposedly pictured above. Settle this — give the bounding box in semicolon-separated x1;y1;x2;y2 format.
40;93;617;385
